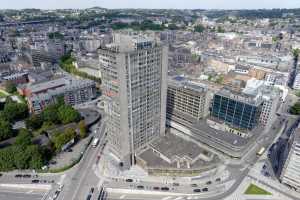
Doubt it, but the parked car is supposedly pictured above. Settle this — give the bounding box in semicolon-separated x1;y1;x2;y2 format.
193;189;201;193
32;179;39;183
153;187;160;190
206;181;212;185
161;187;169;191
202;188;208;192
15;174;22;178
137;185;144;189
215;178;221;182
23;174;31;178
125;179;133;182
173;183;180;186
191;183;198;187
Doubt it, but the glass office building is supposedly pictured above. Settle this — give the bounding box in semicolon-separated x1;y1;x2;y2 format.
211;88;263;130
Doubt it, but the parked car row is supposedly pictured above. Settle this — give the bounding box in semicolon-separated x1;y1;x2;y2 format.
15;174;38;178
137;185;170;191
193;187;209;193
32;179;55;184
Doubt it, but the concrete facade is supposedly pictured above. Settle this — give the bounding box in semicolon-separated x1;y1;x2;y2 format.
99;33;168;168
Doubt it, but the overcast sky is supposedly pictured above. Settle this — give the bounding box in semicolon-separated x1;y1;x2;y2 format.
1;0;300;10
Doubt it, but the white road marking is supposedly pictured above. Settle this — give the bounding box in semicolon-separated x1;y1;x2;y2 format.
161;197;172;200
120;194;126;199
58;174;66;185
0;189;43;195
174;197;184;200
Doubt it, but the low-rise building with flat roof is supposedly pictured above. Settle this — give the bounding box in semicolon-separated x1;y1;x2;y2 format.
136;132;219;176
27;76;96;113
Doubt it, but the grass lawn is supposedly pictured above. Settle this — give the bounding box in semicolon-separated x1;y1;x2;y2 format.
0;90;8;98
244;184;272;195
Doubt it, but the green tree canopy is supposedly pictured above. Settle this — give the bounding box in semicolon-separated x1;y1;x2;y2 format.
194;25;205;33
58;105;81;124
42;104;60;124
52;128;76;152
78;120;87;139
0;120;13;141
25;114;43;130
15;129;32;147
290;102;300;115
2;101;28;122
4;81;17;93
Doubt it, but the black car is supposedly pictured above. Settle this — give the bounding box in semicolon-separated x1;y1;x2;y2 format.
15;174;22;178
161;187;169;191
202;188;208;192
23;174;31;178
32;179;39;183
206;181;212;185
193;189;201;193
215;178;221;182
153;187;160;190
90;187;94;193
262;164;267;170
137;185;144;189
125;179;133;182
0;173;3;177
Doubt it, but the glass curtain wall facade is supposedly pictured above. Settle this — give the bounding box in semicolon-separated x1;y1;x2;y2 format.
211;94;262;130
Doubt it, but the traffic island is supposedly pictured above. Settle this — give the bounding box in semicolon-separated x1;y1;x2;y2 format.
244;184;272;195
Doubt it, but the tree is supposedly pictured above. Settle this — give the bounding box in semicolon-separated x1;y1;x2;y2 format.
14;146;30;169
290;102;300;115
26;145;44;169
292;48;300;60
0;146;15;171
4;81;16;93
217;26;225;33
48;32;64;40
42;104;60;124
0;120;13;141
52;128;76;152
2;101;28;122
15;129;32;147
78;120;87;139
58;105;81;124
194;25;205;33
25;115;43;130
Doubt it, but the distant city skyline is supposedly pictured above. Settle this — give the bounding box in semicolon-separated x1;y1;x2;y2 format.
1;0;300;10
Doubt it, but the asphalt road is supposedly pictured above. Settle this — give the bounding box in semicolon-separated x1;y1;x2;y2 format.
0;188;45;200
57;117;106;200
105;111;289;200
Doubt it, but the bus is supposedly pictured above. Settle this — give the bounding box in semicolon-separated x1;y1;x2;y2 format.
92;138;99;148
256;147;266;156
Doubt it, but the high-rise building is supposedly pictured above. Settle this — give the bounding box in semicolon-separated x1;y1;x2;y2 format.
211;88;263;130
99;33;168;168
280;129;300;191
259;87;281;128
293;73;300;90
